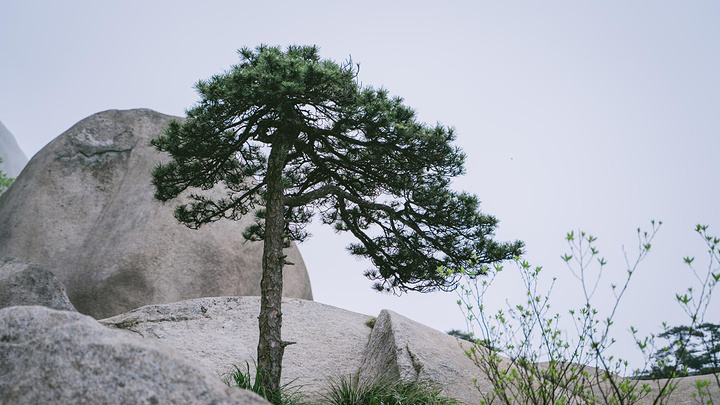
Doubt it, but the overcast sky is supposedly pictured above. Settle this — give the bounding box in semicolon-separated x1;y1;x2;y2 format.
2;1;719;369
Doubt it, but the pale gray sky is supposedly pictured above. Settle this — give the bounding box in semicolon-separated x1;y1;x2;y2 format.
2;1;718;369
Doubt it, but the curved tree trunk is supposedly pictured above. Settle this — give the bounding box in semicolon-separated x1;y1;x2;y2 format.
257;141;291;402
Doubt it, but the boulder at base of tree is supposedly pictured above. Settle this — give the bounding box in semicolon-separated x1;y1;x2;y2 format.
101;296;374;402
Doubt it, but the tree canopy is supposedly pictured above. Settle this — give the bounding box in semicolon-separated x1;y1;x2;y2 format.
644;323;720;378
151;44;523;401
152;45;522;293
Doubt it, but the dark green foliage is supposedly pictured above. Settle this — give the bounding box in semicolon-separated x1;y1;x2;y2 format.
447;329;474;342
0;158;14;194
643;323;720;378
320;375;460;405
152;44;522;398
151;44;522;293
446;329;499;351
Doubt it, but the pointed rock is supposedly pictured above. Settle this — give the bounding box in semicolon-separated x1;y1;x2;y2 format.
358;309;494;404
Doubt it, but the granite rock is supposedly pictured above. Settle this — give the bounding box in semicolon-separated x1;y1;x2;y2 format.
358;309;495;404
101;296;375;401
0;305;270;404
0;109;312;319
0;256;76;311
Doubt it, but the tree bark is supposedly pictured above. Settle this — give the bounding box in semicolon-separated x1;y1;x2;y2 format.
256;140;291;402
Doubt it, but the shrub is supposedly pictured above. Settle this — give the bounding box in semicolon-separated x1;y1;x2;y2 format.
443;222;720;404
0;157;14;194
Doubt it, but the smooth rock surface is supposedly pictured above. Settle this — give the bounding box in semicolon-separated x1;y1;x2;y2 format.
0;119;27;178
640;375;720;405
98;296;717;404
101;296;375;400
0;109;312;319
358;309;494;404
0;256;76;311
0;305;270;405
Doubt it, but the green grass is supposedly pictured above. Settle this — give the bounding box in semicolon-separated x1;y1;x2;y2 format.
223;366;461;405
221;363;308;405
320;374;461;405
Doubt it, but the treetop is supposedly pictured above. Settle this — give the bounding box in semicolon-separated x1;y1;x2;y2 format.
152;44;523;293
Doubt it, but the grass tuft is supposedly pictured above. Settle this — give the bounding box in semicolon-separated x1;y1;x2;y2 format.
221;362;308;405
320;374;460;405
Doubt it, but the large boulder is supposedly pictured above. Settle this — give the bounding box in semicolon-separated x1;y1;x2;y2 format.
101;296;375;400
0;305;269;404
0;109;313;319
0;119;27;178
0;256;76;311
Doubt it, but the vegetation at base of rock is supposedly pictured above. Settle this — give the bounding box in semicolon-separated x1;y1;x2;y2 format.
222;366;459;405
0;158;14;194
445;222;720;404
151;43;523;399
365;317;377;329
320;375;461;405
222;362;308;405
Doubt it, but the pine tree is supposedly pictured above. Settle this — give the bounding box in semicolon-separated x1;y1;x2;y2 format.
646;323;720;378
151;45;523;401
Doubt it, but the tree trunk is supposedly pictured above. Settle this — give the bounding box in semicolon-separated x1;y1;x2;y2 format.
256;141;291;403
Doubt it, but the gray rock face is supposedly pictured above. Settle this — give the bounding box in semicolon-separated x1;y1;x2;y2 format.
0;256;76;311
0;119;27;178
643;375;720;405
94;296;720;404
0;109;313;319
101;296;375;400
0;305;270;405
358;309;494;404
